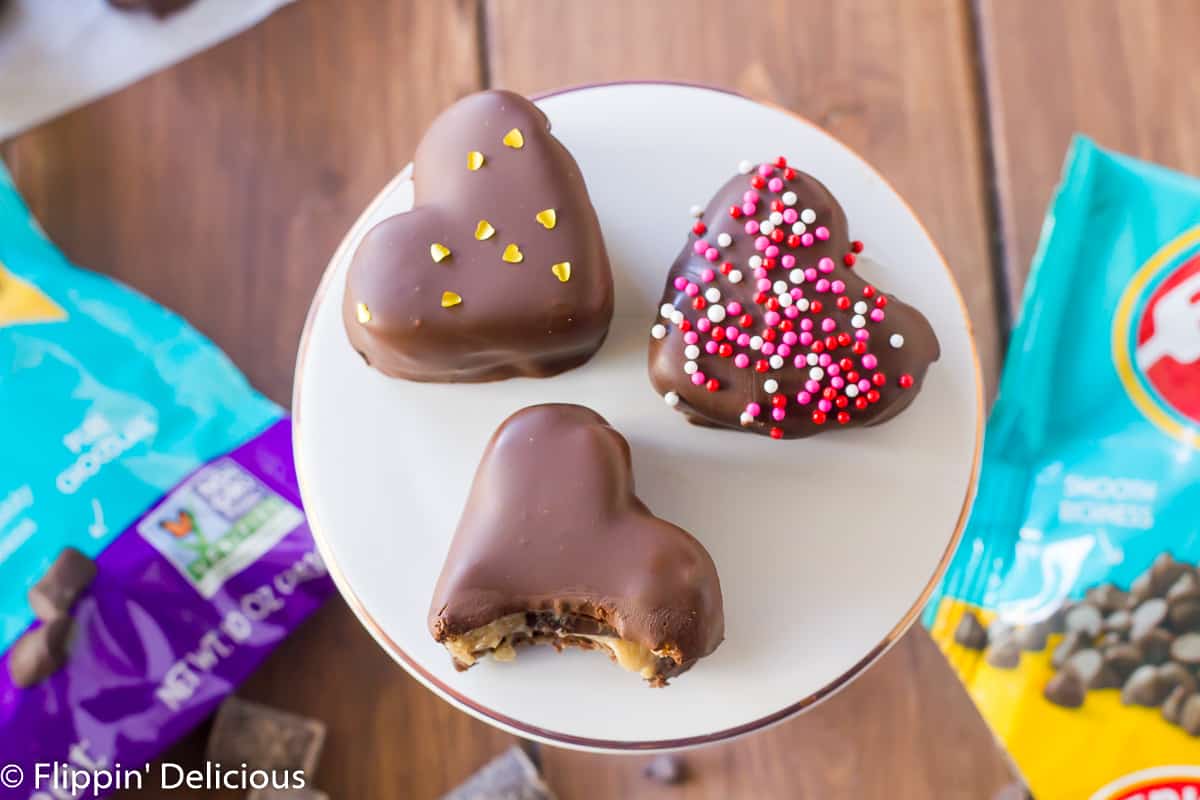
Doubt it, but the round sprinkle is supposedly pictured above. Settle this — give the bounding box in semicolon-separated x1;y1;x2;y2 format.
651;324;667;340
749;255;764;269
430;243;451;263
806;352;819;366
467;151;485;170
738;159;754;174
502;244;524;263
792;222;807;235
810;367;825;380
717;232;733;247
846;384;860;398
689;204;704;217
660;303;675;319
769;212;784;226
769;355;784;369
355;302;371;324
475;220;496;240
728;270;744;284
502;128;524;148
684;360;699;375
781;191;797;206
890;333;906;348
851;315;866;328
750;336;764;350
664;391;680;407
800;208;817;224
440;291;462;308
670;310;684;325
764;379;779;393
773;280;788;294
551;262;572;282
760;221;775;235
536;208;558;229
707;305;727;323
684;344;701;360
854;301;869;314
778;294;793;307
705;287;721;303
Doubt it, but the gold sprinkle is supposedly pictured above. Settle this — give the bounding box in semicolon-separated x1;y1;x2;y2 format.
535;208;557;230
430;243;451;263
551;262;572;282
355;302;372;324
502;128;524;149
441;291;462;308
467;151;485;170
502;244;524;263
475;220;496;240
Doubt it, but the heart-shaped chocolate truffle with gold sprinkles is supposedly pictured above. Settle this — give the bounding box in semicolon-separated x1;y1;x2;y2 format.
344;91;613;382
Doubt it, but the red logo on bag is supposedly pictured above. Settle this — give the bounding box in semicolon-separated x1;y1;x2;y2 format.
1091;768;1200;800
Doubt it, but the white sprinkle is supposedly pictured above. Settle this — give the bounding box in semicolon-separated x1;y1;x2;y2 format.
717;232;733;247
769;211;784;226
749;255;763;269
854;301;869;314
684;360;699;375
778;293;793;307
684;344;701;360
890;333;905;349
670;310;684;325
773;280;788;294
660;303;675;319
738;160;754;175
792;222;807;235
705;287;721;303
760;221;775;235
789;268;805;284
806;352;819;366
707;304;727;323
750;336;764;351
782;191;798;206
764;379;779;393
728;270;744;284
740;412;754;425
651;324;667;339
846;384;860;398
770;355;785;369
795;298;810;312
800;208;817;224
689;205;704;218
664;391;680;407
851;315;866;329
809;367;825;381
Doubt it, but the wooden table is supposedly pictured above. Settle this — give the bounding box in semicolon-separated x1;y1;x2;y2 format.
4;1;1198;796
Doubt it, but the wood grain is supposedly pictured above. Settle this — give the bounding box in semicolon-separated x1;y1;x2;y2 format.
486;1;1012;797
978;0;1200;303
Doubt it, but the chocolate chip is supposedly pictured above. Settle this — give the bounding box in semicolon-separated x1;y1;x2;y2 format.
1121;664;1170;707
1103;609;1132;638
248;790;329;800
28;548;96;621
1181;695;1200;736
1064;649;1120;690
1065;604;1103;637
1052;631;1089;669
1102;643;1143;682
1043;669;1086;708
985;636;1021;670
1158;662;1198;697
1168;571;1200;603
8;617;73;688
1016;621;1051;652
1169;599;1200;633
1163;685;1190;725
1139;629;1175;665
1086;583;1128;614
1129;573;1154;607
442;747;554;800
953;611;989;651
1131;598;1169;642
1170;633;1200;666
1151;554;1191;596
643;755;687;785
1047;603;1069;634
206;697;325;774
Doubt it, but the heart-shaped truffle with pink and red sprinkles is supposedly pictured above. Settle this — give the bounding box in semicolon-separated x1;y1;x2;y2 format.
648;158;941;439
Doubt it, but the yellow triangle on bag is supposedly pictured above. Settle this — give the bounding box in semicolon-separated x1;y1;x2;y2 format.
0;260;67;328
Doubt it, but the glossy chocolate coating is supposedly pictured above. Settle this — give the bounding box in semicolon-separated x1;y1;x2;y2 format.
429;404;724;676
648;167;940;438
344;91;613;382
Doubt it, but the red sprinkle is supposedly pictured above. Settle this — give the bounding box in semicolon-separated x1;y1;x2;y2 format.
771;199;785;212
770;229;785;244
836;296;852;310
765;298;780;312
866;389;881;403
843;253;857;267
720;261;734;275
839;358;854;371
711;326;725;341
872;372;887;387
875;296;889;308
811;411;827;425
771;394;787;409
718;343;733;357
739;313;754;328
811;341;825;354
692;297;707;310
679;319;692;332
855;397;869;410
751;175;766;189
852;341;867;355
779;320;794;332
851;240;864;253
770;426;784;439
835;396;849;409
824;335;839;350
787;234;802;249
822;387;837;400
810;301;823;313
846;370;860;383
763;257;777;270
837;411;851;424
755;359;770;373
783;167;797;181
729;205;743;219
898;374;914;389
692;221;707;235
775;156;788;168
706;378;720;392
753;291;768;305
862;285;876;298
763;328;778;342
838;332;852;348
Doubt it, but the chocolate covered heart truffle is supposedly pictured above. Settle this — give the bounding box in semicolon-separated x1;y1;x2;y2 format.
429;403;724;686
345;90;613;382
648;158;940;439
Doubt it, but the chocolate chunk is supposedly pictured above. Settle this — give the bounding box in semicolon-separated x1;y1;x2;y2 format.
1086;583;1128;614
344;91;613;383
1170;632;1200;666
985;636;1021;670
441;747;554;800
1064;649;1120;690
1163;685;1191;725
1158;662;1197;696
1017;621;1051;652
643;755;688;785
1130;598;1169;642
1121;664;1170;707
1043;669;1086;709
953;611;989;650
248;790;329;800
1138;629;1174;665
1151;554;1191;595
1169;599;1200;633
1052;631;1089;670
206;697;325;774
1102;643;1144;682
28;547;96;621
1047;603;1070;634
648;167;940;440
1167;571;1200;603
1181;695;1200;736
1064;604;1103;638
1103;609;1132;638
7;617;73;688
429;405;725;686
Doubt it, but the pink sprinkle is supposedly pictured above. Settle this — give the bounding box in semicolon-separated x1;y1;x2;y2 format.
799;332;814;345
768;177;784;193
782;331;798;345
727;302;743;316
734;354;750;368
856;329;870;341
777;344;791;358
685;283;699;297
761;342;776;356
673;277;688;290
794;355;806;369
818;257;835;273
772;408;786;421
870;309;886;322
797;391;812;405
821;318;837;333
756;278;772;292
725;325;738;339
742;202;757;216
831;376;845;389
755;236;769;252
692;372;706;386
744;220;760;235
783;208;798;224
705;341;718;354
754;267;768;279
815;279;831;293
764;311;781;326
684;331;699;344
832;280;846;294
697;318;712;332
819;353;832;367
701;268;716;282
858;379;871;392
737;333;751;346
862;354;878;370
782;254;796;268
784;306;800;319
816;226;830;241
757;164;773;178
805;268;819;282
747;402;762;417
790;288;804;299
806;379;821;393
765;245;780;258
743;190;760;203
801;233;815;247
827;363;840;376
693;240;707;255
818;399;832;413
704;248;719;262
800;318;814;331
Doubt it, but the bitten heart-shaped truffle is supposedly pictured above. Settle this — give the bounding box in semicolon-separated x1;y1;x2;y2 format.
344;91;614;382
429;404;724;686
648;158;940;439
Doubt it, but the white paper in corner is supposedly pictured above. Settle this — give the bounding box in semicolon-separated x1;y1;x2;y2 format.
0;0;295;141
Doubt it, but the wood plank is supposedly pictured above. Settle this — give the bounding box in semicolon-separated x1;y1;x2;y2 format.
486;1;1012;797
3;3;517;799
978;0;1200;303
